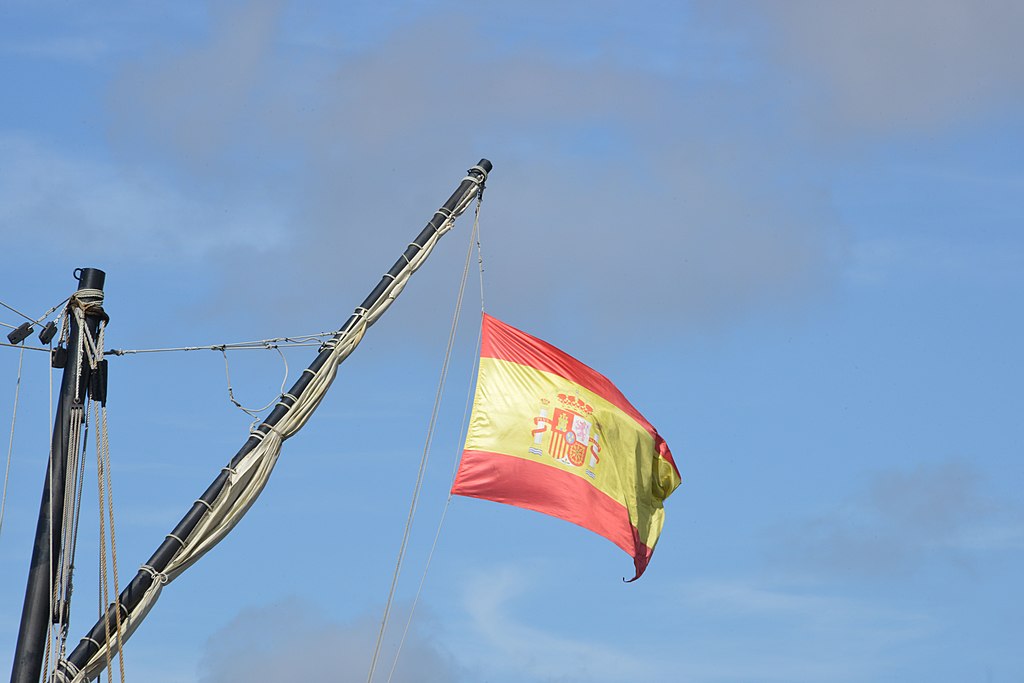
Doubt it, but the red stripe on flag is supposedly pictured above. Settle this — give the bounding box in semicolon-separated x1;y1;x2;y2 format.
452;449;654;580
480;314;678;477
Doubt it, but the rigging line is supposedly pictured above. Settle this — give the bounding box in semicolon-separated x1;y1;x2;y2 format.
106;332;336;356
472;192;486;312
108;342;324;356
86;318;126;683
221;344;290;418
32;297;71;326
384;197;487;683
0;341;50;353
94;399;125;683
60;405;89;655
367;201;482;683
0;343;25;538
0;296;70;326
1;320;15;329
47;337;57;678
384;299;486;683
94;402;112;682
0;298;35;322
100;403;127;683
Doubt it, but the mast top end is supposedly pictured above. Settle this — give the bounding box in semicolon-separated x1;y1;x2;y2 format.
75;268;106;291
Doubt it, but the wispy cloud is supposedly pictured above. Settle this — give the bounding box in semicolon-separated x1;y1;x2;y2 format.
93;3;843;338
197;599;458;683
0;134;286;263
720;0;1024;132
107;0;286;168
671;577;934;682
772;460;1022;578
459;565;657;682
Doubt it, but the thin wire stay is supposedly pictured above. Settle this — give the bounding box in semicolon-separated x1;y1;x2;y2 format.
372;191;488;683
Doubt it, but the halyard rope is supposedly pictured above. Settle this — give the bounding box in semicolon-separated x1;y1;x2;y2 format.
221;345;290;418
47;328;57;681
365;192;483;683
0;344;25;539
93;399;125;683
383;194;488;683
94;401;113;683
83;313;127;683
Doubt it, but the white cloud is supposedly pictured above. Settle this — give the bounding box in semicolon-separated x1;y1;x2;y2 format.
107;0;286;167
197;599;458;683
0;134;286;262
772;460;1020;578
459;565;657;683
93;4;842;337
670;577;934;682
727;0;1024;131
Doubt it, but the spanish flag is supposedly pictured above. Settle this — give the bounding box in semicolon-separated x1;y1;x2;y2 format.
452;314;680;580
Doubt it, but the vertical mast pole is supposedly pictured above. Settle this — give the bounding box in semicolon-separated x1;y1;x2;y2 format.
10;269;107;683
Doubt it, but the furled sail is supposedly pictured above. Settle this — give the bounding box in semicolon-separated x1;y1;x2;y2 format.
53;161;491;683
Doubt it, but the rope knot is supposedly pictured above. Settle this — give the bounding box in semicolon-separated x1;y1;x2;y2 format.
69;288;109;323
140;564;169;585
54;657;81;681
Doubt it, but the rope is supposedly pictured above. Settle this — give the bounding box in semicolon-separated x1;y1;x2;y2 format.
368;192;486;683
62;407;88;643
383;195;488;683
0;299;35;323
72;311;87;403
0;341;50;353
72;312;127;683
49;402;87;663
0;296;71;326
53;305;106;659
106;332;335;356
94;399;126;683
0;344;25;539
47;332;57;680
221;345;290;418
473;191;487;312
94;401;113;683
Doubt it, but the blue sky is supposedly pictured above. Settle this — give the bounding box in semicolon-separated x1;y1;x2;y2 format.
1;1;1022;681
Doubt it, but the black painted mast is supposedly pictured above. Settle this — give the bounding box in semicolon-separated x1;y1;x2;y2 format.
54;160;491;682
10;269;107;683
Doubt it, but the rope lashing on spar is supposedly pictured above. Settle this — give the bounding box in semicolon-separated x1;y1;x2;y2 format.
138;565;168;585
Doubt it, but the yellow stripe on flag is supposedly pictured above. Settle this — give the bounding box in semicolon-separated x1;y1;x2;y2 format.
452;314;680;580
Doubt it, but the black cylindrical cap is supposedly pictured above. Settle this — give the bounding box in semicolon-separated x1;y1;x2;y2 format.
76;268;106;291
